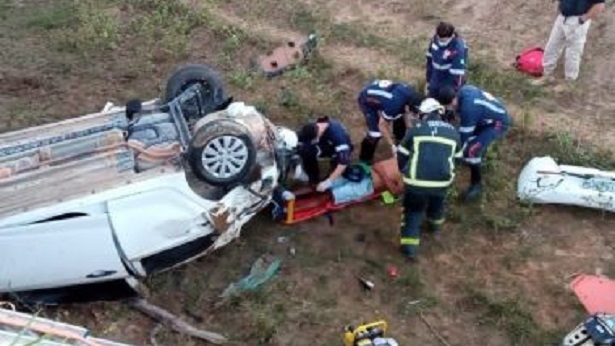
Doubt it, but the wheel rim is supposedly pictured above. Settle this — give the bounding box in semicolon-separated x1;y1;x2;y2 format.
202;135;249;179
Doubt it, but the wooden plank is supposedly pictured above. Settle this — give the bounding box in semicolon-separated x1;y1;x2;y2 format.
0;309;87;337
87;337;135;346
0;308;134;346
0;331;68;346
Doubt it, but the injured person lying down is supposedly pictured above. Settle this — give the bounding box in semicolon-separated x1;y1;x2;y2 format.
271;158;404;224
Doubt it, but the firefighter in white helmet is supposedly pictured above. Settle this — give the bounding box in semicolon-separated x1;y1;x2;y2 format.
395;98;461;261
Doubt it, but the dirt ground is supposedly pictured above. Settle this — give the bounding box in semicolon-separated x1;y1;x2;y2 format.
1;0;614;345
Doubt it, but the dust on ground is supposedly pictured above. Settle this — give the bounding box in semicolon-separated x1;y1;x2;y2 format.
1;0;614;345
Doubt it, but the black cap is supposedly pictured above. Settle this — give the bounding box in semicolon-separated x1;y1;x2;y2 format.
436;86;457;106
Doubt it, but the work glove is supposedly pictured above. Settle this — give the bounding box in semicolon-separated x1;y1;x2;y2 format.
455;141;468;161
292;164;310;182
316;179;332;192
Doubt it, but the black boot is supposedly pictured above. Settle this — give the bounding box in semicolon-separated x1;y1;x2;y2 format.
359;137;379;165
400;245;418;262
463;164;483;201
463;183;483;201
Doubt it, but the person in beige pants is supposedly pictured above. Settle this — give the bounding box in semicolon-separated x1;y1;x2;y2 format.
535;0;605;85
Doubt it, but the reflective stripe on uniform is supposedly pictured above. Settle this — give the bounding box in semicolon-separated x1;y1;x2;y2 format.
397;145;410;156
427;218;445;225
464;157;482;164
459;126;476;133
381;111;400;120
406;136;457;188
449;68;465;75
366;89;393;99
473;99;506;114
403;177;453;188
400;237;420;245
335;144;350;152
431;62;452;70
367;131;382;138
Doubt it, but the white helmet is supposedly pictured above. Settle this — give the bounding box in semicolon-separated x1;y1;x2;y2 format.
277;126;298;150
419;98;445;114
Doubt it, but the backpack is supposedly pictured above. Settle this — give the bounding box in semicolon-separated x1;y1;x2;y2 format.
514;47;544;77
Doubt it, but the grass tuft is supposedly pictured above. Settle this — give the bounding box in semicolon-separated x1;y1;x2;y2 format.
52;1;119;54
24;1;77;30
460;290;560;345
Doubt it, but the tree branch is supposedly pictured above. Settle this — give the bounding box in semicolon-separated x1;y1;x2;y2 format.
127;298;228;345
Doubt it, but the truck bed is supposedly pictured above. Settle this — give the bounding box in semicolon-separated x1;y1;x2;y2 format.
0;105;184;219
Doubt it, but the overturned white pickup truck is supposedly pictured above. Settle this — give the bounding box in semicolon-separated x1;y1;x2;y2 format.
517;156;615;213
0;64;298;304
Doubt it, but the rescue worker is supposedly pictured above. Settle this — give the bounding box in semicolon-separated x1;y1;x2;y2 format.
436;84;511;201
535;0;605;86
270;127;301;221
396;98;460;260
296;116;353;192
425;22;468;98
357;79;423;165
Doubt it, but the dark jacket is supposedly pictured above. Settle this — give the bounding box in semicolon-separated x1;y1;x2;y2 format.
456;85;511;145
397;113;461;193
426;35;468;94
559;0;604;17
315;120;353;166
297;119;353;183
359;80;423;120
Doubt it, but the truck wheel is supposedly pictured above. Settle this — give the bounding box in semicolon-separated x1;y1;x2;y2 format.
187;120;256;186
164;64;226;119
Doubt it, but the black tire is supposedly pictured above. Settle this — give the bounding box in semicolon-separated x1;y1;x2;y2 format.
187;120;256;186
164;64;226;118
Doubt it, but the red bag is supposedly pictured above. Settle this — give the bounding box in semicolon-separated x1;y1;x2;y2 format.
514;47;544;77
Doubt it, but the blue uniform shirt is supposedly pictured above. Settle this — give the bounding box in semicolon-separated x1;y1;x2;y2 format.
426;36;468;95
359;80;422;121
319;120;353;165
456;85;511;144
313;120;353;166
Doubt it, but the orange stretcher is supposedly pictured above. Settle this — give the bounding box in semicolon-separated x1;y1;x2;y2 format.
282;158;404;224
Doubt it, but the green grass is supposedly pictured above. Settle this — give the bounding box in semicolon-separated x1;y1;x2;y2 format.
329;22;383;48
460;290;560;345
23;1;77;30
3;2;614;345
49;1;119;55
218;0;546;105
229;68;257;89
34;0;214;60
126;1;209;59
467;56;545;105
446;126;615;236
